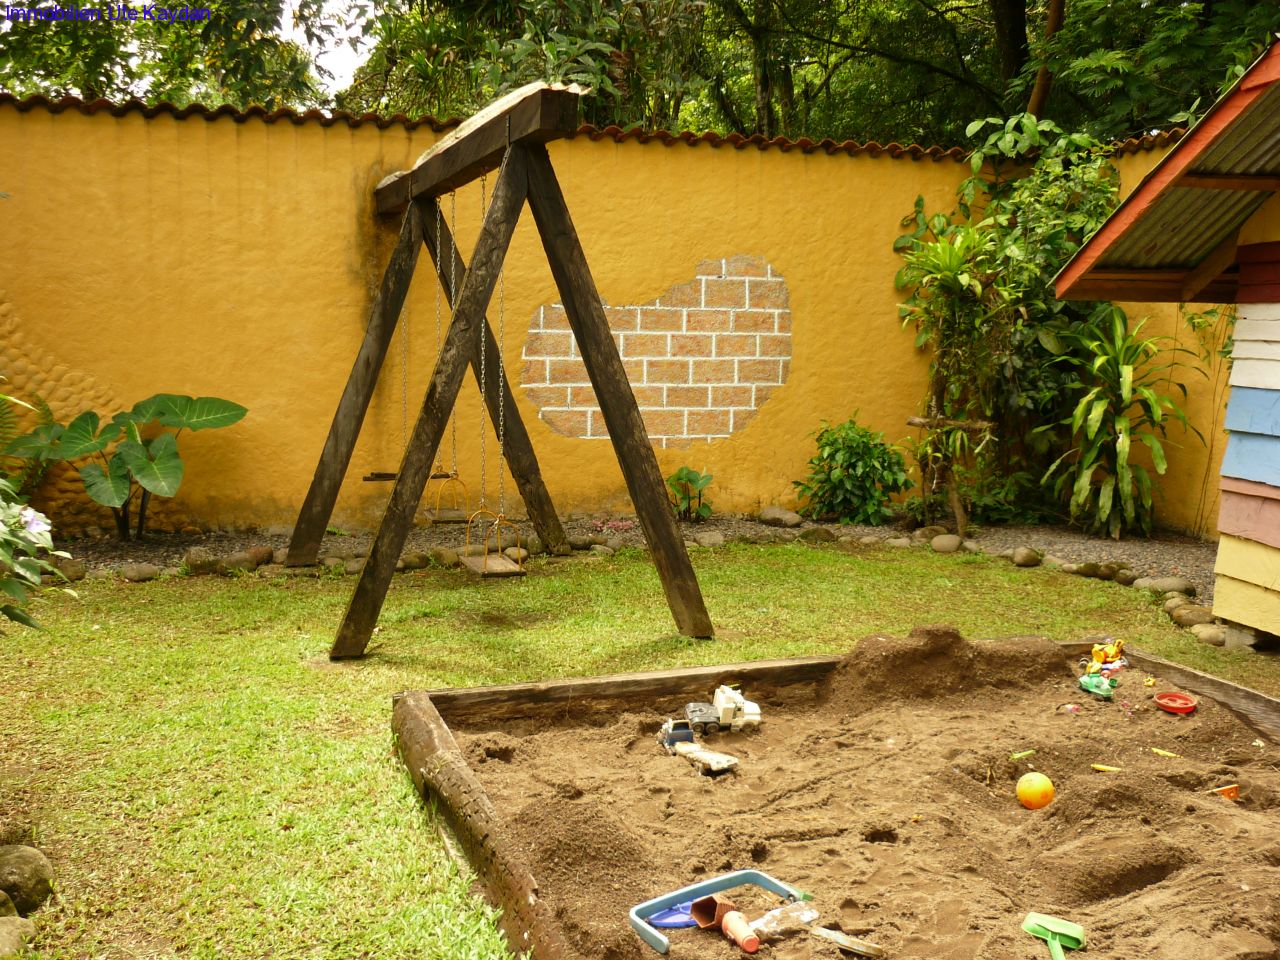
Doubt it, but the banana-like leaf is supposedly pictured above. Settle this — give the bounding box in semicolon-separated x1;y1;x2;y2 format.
1086;398;1107;439
1120;364;1133;404
1098;474;1115;522
151;395;248;432
2;603;41;629
1071;463;1097;511
1139;433;1168;473
1118;460;1134;521
118;434;184;497
1115;416;1130;467
81;454;131;507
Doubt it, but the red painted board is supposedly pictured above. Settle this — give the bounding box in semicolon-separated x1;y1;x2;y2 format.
1219;489;1280;550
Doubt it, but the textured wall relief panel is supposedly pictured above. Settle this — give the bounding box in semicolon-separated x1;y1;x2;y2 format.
1;291;184;534
520;256;791;447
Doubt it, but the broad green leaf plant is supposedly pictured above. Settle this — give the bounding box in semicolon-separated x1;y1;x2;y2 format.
1041;308;1201;539
794;418;912;525
667;466;713;522
8;394;247;541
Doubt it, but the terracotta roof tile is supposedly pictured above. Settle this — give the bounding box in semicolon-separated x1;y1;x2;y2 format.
0;92;1184;160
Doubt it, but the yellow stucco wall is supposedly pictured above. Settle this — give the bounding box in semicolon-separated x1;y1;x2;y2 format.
0;103;1228;537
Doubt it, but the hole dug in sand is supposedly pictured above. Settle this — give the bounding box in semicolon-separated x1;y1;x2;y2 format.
455;626;1280;959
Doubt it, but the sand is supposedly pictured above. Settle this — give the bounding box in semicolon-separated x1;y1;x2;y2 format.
455;627;1280;959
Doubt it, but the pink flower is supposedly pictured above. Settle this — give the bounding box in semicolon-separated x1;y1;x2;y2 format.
19;506;50;535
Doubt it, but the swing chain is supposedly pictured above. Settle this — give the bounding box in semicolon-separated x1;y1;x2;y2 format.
448;192;459;476
477;173;488;509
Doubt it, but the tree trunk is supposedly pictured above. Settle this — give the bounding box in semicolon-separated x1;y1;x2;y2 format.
1026;0;1065;118
988;0;1030;84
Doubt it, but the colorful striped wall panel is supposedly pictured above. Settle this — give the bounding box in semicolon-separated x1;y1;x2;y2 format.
1219;477;1280;550
1214;576;1280;633
1221;432;1280;485
1215;296;1280;634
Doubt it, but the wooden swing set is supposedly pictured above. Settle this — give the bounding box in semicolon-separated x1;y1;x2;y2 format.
284;83;714;659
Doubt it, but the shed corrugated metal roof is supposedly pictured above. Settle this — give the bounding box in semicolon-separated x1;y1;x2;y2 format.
1056;42;1280;303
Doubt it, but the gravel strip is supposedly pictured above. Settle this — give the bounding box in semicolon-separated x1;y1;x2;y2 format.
56;516;1217;601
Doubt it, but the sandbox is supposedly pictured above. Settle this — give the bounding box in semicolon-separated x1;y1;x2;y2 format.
393;629;1280;960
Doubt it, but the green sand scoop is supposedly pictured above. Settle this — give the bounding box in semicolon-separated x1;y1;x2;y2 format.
1023;913;1085;958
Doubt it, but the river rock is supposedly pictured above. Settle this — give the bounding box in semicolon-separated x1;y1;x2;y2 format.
1012;547;1041;568
693;530;725;548
0;916;35;956
1163;596;1190;615
0;891;14;917
120;562;161;583
216;552;258;575
759;506;803;528
1224;625;1260;651
321;557;344;571
1132;576;1196;597
344;558;365;575
885;537;912;548
774;529;799;542
589;544;615;557
524;535;545;556
1041;555;1065;568
246;546;275;567
257;564;286;578
272;548;289;565
429;547;459;568
1190;623;1226;646
486;527;521;552
459;544;486;558
183;546;218;575
400;551;429;570
504;547;530;564
912;525;948;543
0;845;53;915
798;527;836;543
1114;569;1139;586
52;557;86;582
568;535;593;550
930;534;962;554
1171;604;1214;628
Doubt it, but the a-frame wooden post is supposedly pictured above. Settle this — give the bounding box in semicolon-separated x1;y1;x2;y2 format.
524;144;713;639
309;83;712;659
331;147;532;658
286;202;424;566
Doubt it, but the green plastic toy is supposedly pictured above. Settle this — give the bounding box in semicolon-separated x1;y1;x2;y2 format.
1078;674;1118;699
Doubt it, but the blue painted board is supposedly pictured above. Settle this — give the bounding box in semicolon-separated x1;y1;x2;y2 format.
1225;387;1280;438
1222;431;1280;485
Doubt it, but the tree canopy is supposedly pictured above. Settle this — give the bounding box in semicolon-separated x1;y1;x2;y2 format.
2;0;1279;145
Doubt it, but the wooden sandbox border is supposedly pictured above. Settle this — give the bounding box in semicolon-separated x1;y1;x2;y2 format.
391;643;1280;960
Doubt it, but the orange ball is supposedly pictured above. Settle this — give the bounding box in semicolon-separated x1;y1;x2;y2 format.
1016;772;1055;810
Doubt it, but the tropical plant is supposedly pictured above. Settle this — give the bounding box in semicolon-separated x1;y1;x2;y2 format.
1041;308;1200;538
0;380;55;499
666;466;712;522
793;418;912;525
7;394;247;541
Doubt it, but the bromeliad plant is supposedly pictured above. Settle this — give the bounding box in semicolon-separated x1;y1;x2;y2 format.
7;394;247;541
1041;307;1201;539
667;466;713;522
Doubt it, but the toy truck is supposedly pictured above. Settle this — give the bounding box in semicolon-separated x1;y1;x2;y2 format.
683;684;761;734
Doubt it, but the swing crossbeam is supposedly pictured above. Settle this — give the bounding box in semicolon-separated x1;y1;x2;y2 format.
288;84;713;659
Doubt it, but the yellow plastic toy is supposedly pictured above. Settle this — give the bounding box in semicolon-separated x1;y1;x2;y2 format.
1082;638;1125;675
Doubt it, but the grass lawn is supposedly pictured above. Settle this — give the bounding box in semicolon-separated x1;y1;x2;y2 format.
4;542;1277;958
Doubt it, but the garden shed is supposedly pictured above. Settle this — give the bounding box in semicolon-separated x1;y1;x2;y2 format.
1056;41;1280;638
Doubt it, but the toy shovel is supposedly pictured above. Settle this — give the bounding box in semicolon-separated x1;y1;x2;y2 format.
1023;913;1085;959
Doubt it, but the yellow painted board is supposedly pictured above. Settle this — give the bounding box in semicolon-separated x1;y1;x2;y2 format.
1214;535;1280;591
1214;574;1280;634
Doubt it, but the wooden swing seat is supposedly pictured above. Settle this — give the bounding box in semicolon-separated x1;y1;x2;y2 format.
363;471;456;482
459;553;526;578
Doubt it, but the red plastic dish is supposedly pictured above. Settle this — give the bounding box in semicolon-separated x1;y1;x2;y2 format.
1155;692;1197;715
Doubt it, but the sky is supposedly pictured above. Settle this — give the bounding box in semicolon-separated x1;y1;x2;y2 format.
284;0;368;95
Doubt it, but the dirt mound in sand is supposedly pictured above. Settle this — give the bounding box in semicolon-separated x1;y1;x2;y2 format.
824;625;1070;707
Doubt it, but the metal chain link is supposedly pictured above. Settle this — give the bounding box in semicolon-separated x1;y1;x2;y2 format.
477;173;488;509
432;201;444;474
497;242;507;516
448;192;459;475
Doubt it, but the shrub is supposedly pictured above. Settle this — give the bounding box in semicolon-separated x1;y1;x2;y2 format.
666;466;712;522
7;393;247;540
794;419;912;524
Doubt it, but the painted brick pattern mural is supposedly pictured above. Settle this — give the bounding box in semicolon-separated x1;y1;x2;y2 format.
521;255;791;447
